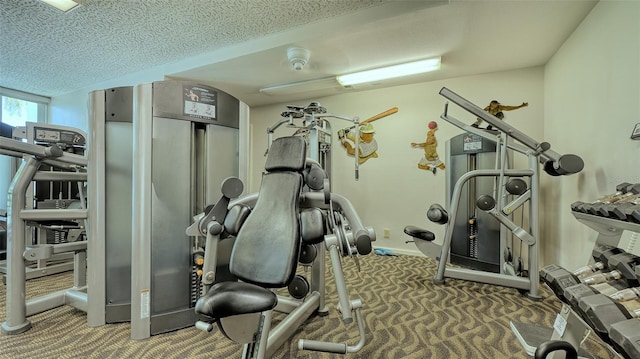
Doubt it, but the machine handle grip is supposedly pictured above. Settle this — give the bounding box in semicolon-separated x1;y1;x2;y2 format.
0;138;64;160
543;154;584;176
534;340;577;359
44;145;64;158
355;229;372;255
427;203;449;224
195;321;214;332
298;339;347;354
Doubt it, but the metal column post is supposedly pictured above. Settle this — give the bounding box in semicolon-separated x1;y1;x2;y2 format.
2;157;40;334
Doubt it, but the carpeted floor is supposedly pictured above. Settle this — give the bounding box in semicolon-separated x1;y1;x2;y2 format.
0;254;618;358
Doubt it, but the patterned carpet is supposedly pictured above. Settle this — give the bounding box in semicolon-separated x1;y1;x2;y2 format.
0;254;618;359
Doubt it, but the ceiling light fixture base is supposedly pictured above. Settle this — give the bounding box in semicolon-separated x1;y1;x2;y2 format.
287;47;311;71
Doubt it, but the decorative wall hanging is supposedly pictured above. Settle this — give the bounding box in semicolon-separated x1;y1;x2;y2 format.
472;100;528;129
411;120;445;174
338;107;398;164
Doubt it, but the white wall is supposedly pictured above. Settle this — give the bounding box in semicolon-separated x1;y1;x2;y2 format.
250;67;544;256
544;0;640;270
49;68;168;132
46;0;638;271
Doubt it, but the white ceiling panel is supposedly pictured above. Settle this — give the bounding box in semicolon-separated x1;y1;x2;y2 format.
0;0;598;106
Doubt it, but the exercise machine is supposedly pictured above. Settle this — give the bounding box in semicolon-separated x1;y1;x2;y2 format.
188;136;374;358
0;123;87;282
266;102;334;180
405;87;584;299
127;81;249;339
265;101;378;181
87;81;247;334
87;86;135;326
1;124;88;334
444;131;511;273
87;81;249;336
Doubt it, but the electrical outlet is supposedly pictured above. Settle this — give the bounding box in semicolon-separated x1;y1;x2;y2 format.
383;228;391;238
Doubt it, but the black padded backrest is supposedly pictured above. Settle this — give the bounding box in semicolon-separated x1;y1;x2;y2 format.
265;136;306;172
229;136;306;288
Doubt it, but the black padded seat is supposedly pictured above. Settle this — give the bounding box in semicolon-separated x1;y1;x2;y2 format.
403;226;435;241
195;281;277;319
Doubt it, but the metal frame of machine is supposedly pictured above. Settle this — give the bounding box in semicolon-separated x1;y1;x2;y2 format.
0;123;87;283
266;101;364;181
444;131;511;274
87;86;135;327
128;81;249;339
188;135;374;358
409;87;583;299
1;124;88;334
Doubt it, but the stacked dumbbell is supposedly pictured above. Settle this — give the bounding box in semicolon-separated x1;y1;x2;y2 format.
571;182;631;214
540;245;640;358
571;182;640;223
612;193;640;224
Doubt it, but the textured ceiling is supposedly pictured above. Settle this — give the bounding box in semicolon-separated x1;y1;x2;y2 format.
0;0;599;106
0;0;387;97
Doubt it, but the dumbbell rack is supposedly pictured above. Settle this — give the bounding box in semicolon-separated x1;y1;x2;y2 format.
511;212;640;358
572;212;640;250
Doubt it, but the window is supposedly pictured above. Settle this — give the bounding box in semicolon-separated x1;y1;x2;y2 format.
0;87;50;212
2;96;41;126
1;87;49;126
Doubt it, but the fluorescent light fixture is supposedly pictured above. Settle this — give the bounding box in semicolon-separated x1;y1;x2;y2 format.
40;0;81;12
336;57;441;87
259;77;340;96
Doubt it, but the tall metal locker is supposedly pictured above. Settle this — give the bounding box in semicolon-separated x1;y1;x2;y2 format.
446;132;507;273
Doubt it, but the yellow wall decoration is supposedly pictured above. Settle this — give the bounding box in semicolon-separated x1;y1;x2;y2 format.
411;121;445;174
472;100;528;129
337;107;398;165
